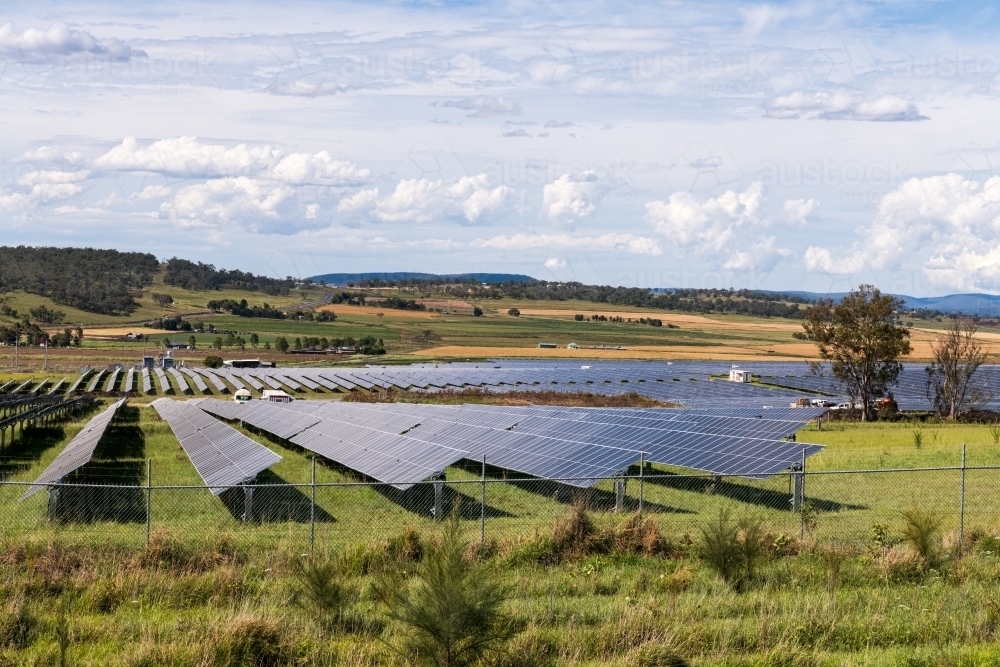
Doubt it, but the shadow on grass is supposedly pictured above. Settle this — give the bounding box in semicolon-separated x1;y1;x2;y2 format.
371;481;515;521
505;477;694;515
0;427;67;480
219;470;337;524
643;472;867;512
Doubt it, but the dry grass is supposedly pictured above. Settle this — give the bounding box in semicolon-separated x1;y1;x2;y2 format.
341;387;677;408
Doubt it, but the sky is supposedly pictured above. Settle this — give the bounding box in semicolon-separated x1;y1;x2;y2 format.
2;1;1000;295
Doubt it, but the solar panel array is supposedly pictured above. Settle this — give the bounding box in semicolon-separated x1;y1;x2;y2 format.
152;399;282;494
21;398;127;499
196;398;822;488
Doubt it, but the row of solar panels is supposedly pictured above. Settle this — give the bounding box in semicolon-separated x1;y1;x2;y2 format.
195;398;823;489
22;398;127;499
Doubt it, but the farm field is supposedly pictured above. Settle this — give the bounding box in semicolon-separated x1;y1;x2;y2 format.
2;403;1000;664
5;287;1000;374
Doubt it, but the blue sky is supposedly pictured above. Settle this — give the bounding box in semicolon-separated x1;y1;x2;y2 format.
2;0;999;295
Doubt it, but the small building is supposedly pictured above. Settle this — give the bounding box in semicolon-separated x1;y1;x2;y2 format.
537;342;558;349
729;368;752;383
223;359;275;369
262;389;293;403
142;356;155;369
233;388;253;404
567;342;579;349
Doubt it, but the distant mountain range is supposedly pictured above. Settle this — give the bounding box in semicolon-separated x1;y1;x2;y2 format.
779;291;1000;315
309;272;535;285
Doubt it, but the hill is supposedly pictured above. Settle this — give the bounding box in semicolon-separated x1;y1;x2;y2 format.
309;271;535;285
779;291;1000;316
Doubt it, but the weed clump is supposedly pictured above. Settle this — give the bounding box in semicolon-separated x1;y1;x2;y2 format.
341;527;424;575
210;614;296;667
0;602;37;649
291;556;350;633
626;643;689;667
901;508;942;565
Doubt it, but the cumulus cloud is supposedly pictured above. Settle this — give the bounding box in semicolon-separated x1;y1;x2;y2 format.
0;22;144;61
501;128;531;138
18;170;89;186
644;181;786;270
267;81;347;97
0;182;84;212
94;137;369;185
544;120;573;128
783;198;818;223
441;96;522;116
764;92;926;121
803;173;1000;290
544;257;567;270
159;177;295;231
475;232;661;256
337;188;379;213
341;174;514;224
541;173;599;224
129;185;171;201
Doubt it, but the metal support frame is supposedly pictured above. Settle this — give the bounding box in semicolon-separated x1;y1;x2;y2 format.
614;476;627;512
638;453;644;515
242;481;255;522
146;459;152;544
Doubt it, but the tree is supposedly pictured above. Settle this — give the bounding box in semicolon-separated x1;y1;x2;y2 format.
264;341;271;351
151;293;174;307
188;335;197;349
276;336;289;353
212;336;223;351
250;333;259;348
507;308;520;317
472;306;484;317
294;337;302;350
204;355;223;369
162;337;171;349
802;285;911;421
225;332;236;348
235;336;246;351
925;319;990;419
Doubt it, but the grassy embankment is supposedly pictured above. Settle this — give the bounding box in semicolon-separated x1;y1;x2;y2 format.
3;406;1000;664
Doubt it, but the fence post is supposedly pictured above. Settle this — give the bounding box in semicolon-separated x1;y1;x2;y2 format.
145;458;151;545
480;455;486;543
797;448;806;541
638;453;644;516
959;443;967;557
310;456;316;556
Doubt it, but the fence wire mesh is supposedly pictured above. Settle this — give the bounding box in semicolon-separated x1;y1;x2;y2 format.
2;462;998;553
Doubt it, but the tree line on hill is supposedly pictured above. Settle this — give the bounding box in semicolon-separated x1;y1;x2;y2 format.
0;246;159;315
163;258;296;295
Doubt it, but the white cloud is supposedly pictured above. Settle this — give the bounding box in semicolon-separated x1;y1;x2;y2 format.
476;232;661;256
13;147;86;170
764;92;926;121
357;174;513;224
267;81;347;97
305;203;319;219
129;185;171;202
160;177;294;231
95;137;280;179
541;173;598;224
0;182;84;212
338;188;379;213
644;182;785;270
0;22;144;62
783;198;818;223
270;151;370;185
94;137;368;185
17;170;90;186
804;173;1000;290
441;96;522;116
544;257;567;270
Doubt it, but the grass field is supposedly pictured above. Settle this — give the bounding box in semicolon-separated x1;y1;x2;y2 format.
3;403;1000;664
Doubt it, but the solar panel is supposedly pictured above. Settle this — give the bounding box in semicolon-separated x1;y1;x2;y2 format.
141;368;153;394
67;370;91;394
152;399;282;494
179;367;210;394
167;368;191;394
154;368;172;394
124;369;135;393
21;398;127;499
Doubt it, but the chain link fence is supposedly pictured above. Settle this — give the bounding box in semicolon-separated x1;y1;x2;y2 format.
2;458;998;554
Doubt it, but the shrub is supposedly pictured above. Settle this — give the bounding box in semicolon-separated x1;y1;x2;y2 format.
292;556;350;632
204;355;223;369
574;314;584;321
881;546;927;583
902;507;942;564
377;511;518;667
699;510;768;591
508;308;520;317
912;430;923;448
473;306;484;316
552;499;599;558
0;602;37;649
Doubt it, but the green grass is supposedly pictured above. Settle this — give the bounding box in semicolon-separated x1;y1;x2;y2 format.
3;405;1000;664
